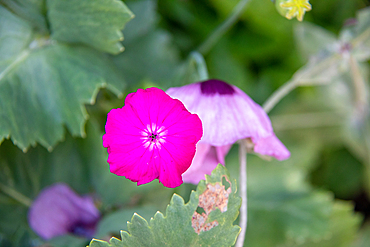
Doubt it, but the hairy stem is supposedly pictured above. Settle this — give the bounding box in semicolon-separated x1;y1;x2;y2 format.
197;0;250;55
0;183;32;207
236;140;247;247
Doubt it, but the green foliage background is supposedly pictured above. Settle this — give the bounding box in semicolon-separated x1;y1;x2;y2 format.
0;0;370;246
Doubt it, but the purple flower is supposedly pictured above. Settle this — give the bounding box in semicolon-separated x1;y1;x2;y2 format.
28;183;100;240
167;79;290;183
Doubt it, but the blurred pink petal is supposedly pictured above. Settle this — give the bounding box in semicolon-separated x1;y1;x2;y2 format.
182;143;232;184
167;79;290;160
28;183;99;240
103;87;203;188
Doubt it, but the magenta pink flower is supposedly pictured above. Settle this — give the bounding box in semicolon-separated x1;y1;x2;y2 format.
167;79;290;160
103;87;203;188
28;183;100;240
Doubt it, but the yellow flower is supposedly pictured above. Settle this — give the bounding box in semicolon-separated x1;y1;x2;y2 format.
279;0;312;21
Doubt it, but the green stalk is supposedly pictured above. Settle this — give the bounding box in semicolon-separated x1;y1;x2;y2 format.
0;183;32;207
235;140;247;247
197;0;250;55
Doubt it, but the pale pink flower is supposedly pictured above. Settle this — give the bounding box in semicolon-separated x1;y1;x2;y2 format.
181;143;232;184
103;87;203;188
167;79;290;184
28;183;99;240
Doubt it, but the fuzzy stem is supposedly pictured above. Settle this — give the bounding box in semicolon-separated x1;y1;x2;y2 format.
0;183;32;207
236;141;247;247
197;0;250;55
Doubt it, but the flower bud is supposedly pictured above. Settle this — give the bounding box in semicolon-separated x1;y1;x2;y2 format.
275;0;312;22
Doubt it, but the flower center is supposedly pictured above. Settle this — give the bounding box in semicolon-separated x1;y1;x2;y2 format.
141;123;167;151
200;79;235;95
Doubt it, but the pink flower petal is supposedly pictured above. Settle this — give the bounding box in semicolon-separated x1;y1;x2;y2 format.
167;79;290;160
253;135;291;161
182;143;232;184
103;87;203;188
28;183;99;240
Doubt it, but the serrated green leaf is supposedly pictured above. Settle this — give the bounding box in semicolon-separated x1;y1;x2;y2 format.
0;6;125;150
89;164;241;247
47;0;134;54
1;0;47;32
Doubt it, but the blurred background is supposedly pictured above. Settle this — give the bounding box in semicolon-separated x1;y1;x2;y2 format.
1;0;370;246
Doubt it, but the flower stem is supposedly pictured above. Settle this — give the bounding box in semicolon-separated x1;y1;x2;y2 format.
197;0;250;55
262;79;298;114
0;182;32;207
190;51;209;81
349;55;368;118
236;140;247;247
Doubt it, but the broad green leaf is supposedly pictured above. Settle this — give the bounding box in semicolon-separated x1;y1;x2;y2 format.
89;164;241;247
47;0;134;54
1;0;47;32
0;6;33;73
0;7;126;150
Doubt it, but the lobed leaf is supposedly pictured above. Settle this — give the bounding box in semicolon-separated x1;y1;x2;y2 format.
47;0;134;54
88;164;241;247
0;6;126;151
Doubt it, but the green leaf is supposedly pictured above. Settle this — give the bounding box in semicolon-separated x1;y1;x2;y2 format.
47;0;134;54
89;164;241;247
112;0;180;88
0;6;33;73
95;207;158;238
0;7;125;150
284;201;362;247
1;0;47;32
